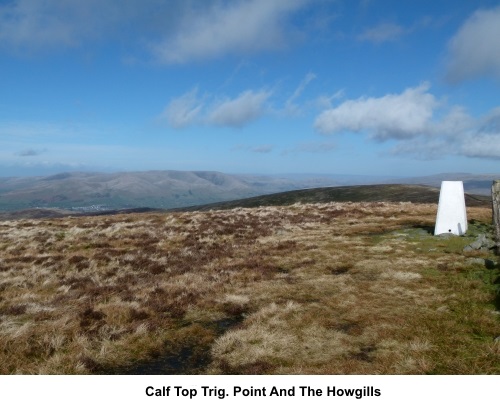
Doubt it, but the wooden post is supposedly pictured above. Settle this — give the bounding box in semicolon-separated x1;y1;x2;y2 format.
492;180;500;255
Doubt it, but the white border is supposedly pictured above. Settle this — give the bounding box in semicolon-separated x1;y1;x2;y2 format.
1;375;498;405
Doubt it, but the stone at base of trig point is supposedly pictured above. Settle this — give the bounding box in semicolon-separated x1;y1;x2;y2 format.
434;181;467;236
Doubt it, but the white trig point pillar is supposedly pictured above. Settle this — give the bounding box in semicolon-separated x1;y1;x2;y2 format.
434;181;467;235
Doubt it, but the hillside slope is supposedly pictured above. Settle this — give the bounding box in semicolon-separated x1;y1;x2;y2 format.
0;170;351;212
1;170;497;213
0;171;253;211
1;183;491;220
170;184;491;212
0;200;497;374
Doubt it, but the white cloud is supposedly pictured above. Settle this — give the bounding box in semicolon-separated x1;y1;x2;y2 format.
394;107;500;160
358;22;405;43
446;6;500;82
162;88;271;128
315;89;345;110
388;139;454;161
315;90;345;109
0;0;76;49
314;83;437;139
434;106;475;135
207;90;272;127
161;88;204;129
314;83;500;160
285;72;317;114
251;144;274;153
477;106;500;133
461;134;500;160
152;0;309;63
18;148;45;157
0;0;148;50
296;142;337;153
461;108;500;159
232;144;274;153
281;141;336;156
0;0;309;62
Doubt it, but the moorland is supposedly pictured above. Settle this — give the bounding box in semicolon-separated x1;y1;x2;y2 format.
0;184;499;374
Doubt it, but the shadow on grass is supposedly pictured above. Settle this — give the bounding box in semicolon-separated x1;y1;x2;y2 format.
108;346;209;375
104;315;244;375
493;293;500;311
494;261;500;311
413;225;435;235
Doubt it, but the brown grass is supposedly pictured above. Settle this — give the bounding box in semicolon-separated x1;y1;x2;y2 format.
0;202;498;374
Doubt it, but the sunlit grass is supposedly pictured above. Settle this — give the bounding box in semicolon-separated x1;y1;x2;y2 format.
0;202;498;374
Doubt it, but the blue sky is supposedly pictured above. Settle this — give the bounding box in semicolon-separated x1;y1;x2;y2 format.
1;0;500;177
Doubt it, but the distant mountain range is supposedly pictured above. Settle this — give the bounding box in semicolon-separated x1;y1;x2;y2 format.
0;170;497;213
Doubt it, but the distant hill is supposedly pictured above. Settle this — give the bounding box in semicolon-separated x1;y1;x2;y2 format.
0;170;398;212
0;183;491;220
0;170;287;212
169;184;491;212
0;170;497;214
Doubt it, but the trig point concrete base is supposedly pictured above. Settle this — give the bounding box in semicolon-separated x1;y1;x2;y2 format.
434;181;467;236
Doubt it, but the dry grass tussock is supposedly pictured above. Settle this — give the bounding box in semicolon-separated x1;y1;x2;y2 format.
0;201;499;374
